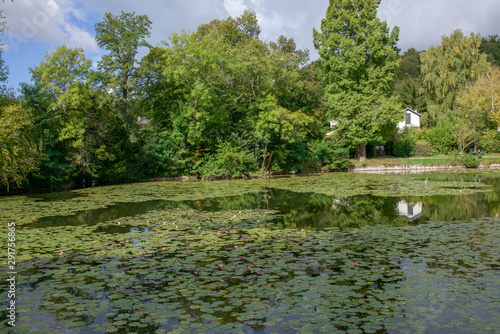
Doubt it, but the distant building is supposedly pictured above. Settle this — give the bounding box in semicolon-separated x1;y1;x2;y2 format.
397;200;423;221
374;145;386;157
397;108;420;131
136;116;150;128
326;120;338;138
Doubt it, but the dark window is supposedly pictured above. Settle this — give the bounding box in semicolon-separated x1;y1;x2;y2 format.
405;113;411;125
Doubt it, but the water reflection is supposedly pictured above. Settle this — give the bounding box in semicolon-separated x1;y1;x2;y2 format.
397;200;423;221
29;172;500;231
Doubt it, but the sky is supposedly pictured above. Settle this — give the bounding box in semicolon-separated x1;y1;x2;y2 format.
1;0;499;91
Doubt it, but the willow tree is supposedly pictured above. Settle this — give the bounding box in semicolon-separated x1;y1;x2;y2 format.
0;104;41;190
313;0;401;161
421;30;490;121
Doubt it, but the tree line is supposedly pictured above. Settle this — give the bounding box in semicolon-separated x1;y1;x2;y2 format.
1;0;500;191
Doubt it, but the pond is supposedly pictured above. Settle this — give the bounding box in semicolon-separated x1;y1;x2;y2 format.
1;172;499;333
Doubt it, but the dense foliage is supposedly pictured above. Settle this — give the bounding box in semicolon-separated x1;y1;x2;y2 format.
1;3;500;191
313;0;401;161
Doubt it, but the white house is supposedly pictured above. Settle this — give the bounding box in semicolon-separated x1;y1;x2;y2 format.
136;116;150;128
325;120;338;138
397;200;423;221
397;108;420;131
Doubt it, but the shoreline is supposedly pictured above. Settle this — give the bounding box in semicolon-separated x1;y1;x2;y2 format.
3;162;500;196
351;163;500;174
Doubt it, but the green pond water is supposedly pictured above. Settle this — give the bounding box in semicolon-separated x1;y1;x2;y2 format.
1;172;499;333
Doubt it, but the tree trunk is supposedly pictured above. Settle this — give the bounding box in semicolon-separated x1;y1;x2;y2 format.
265;151;275;171
357;143;367;162
261;142;268;171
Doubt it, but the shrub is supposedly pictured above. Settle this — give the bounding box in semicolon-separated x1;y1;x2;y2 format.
199;141;256;178
311;140;351;170
393;131;416;157
406;126;427;141
414;141;433;157
459;154;481;168
479;129;500;153
330;148;350;169
426;124;455;154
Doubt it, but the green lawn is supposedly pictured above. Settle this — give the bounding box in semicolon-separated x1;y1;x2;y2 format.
352;155;500;167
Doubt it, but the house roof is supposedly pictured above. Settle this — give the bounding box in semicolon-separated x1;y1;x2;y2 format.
404;107;421;117
136;117;150;125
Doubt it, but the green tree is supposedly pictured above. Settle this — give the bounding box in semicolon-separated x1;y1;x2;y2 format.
28;45;94;180
255;96;315;172
394;48;427;114
95;11;152;120
454;66;500;153
421;30;490;121
27;45;135;188
196;9;261;46
136;46;173;129
0;104;41;189
313;0;401;161
152;11;318;175
458;66;500;128
449;113;476;155
29;45;92;107
480;35;500;67
396;48;422;80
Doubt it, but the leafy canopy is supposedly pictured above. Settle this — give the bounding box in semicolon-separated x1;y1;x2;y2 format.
313;0;401;159
421;30;490;117
95;11;152;101
29;45;92;107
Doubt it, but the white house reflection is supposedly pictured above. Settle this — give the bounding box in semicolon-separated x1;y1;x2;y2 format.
397;200;423;220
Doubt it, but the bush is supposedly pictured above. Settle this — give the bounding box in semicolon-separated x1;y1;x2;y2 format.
414;141;433;157
330;147;350;169
479;129;500;153
393;131;416;157
311;140;351;170
199;141;256;178
427;124;455;154
458;154;482;168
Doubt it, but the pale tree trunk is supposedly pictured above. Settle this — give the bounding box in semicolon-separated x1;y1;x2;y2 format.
357;143;367;162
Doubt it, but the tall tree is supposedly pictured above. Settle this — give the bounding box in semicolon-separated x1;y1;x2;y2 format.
393;48;427;113
95;11;152;119
313;0;401;161
29;45;92;107
420;30;490;121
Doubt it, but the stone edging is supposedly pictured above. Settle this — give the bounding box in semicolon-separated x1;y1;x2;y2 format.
351;163;500;174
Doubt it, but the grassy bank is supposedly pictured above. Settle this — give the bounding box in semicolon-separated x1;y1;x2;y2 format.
350;154;500;168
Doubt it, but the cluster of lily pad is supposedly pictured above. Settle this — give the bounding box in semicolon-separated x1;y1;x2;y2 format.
0;172;492;227
3;207;499;333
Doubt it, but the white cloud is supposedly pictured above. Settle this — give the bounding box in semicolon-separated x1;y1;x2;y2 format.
379;0;500;52
224;0;248;17
2;0;500;89
61;21;98;51
2;0;98;53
